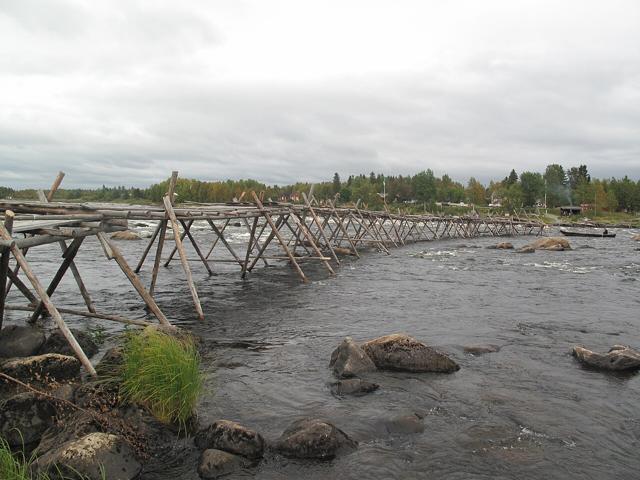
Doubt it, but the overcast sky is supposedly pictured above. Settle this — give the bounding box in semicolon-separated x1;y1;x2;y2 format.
1;0;639;188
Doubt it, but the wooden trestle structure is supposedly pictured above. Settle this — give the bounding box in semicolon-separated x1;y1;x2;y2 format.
0;171;545;375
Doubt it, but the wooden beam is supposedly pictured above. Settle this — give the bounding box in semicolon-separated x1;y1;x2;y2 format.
96;232;171;327
163;195;204;321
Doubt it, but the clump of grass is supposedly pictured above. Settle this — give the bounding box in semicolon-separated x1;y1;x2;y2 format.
0;436;50;480
120;328;202;427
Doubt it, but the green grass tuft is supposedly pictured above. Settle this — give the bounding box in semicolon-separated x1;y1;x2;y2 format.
120;328;203;426
0;436;51;480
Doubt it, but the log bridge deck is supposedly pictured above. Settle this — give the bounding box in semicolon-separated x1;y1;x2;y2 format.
0;172;545;375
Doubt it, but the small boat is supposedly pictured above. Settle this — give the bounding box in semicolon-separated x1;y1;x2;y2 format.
560;229;616;238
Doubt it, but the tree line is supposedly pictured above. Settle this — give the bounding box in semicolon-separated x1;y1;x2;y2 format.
1;164;639;213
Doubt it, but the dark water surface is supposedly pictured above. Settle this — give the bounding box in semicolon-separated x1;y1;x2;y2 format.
5;227;640;479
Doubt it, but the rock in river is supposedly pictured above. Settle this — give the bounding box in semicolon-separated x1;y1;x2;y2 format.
275;418;357;460
524;237;571;251
0;325;46;358
329;337;377;378
195;420;265;459
464;345;500;355
110;230;141;241
35;432;141;480
361;334;459;373
0;354;80;389
572;345;640;371
198;449;250;479
0;392;58;446
40;328;99;359
487;242;514;250
329;378;379;396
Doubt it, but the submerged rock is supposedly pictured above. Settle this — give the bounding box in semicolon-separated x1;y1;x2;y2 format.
379;413;425;435
464;345;501;355
329;378;379;397
487;242;514;250
198;449;250;479
0;392;58;446
274;418;357;460
632;234;640;241
333;247;356;256
110;230;141;241
40;329;99;359
0;325;46;358
329;337;377;378
516;246;536;254
572;345;640;371
0;354;80;389
35;432;141;480
194;420;265;459
361;334;459;373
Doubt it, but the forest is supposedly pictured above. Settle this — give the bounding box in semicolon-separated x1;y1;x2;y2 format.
1;164;639;213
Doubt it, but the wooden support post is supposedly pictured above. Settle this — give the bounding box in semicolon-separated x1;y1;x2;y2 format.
0;211;14;329
327;200;359;257
29;236;85;322
302;192;340;265
134;221;162;273
46;171;65;202
149;220;167;296
40;175;96;314
252;192;308;283
206;220;243;267
289;210;334;275
6;269;37;304
241;217;259;279
179;220;213;275
0;219;96;376
162;196;204;321
96;232;171;327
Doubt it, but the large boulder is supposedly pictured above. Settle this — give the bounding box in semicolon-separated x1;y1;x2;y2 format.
632;234;640;241
361;334;459;373
198;449;250;479
572;345;640;371
0;392;58;446
329;337;377;378
525;237;571;251
274;418;357;460
194;420;265;459
329;378;379;397
0;325;46;358
35;432;141;480
0;354;80;389
40;329;99;359
95;346;124;376
110;230;141;241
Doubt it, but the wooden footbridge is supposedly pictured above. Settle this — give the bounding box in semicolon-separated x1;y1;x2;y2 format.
0;172;545;375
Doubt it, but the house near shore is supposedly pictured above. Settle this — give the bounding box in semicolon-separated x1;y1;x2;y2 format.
560;206;582;216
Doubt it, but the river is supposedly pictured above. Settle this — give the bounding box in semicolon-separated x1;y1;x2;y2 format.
4;225;640;479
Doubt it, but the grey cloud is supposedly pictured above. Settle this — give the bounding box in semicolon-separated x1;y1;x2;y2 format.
1;1;639;188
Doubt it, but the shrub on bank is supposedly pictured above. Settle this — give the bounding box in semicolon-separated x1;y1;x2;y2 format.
121;328;202;427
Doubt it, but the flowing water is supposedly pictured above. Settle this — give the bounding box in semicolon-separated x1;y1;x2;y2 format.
4;226;640;479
